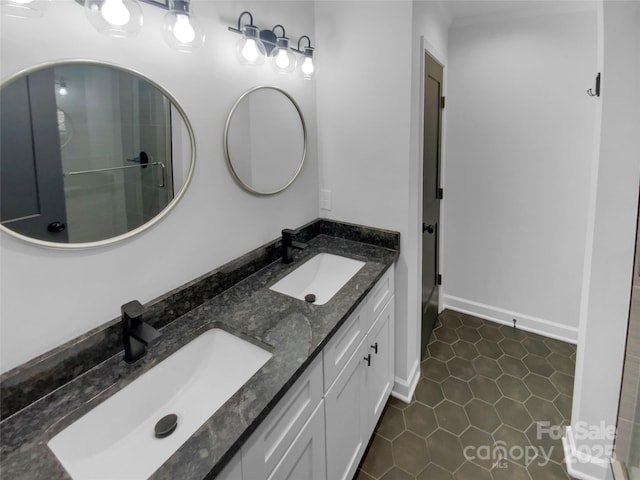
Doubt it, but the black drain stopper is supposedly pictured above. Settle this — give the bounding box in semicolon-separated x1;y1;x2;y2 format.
154;413;178;439
304;293;316;303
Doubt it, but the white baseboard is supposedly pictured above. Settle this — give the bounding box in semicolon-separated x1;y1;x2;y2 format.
563;426;613;480
391;359;420;403
442;294;579;344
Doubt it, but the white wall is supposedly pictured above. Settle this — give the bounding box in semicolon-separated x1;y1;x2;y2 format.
313;0;451;401
565;2;640;478
314;0;418;399
442;6;598;342
0;0;319;373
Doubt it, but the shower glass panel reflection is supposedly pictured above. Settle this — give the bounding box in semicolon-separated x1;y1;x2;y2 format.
614;205;640;480
57;66;174;243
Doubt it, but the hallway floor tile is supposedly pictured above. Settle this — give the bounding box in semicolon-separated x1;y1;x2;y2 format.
356;310;576;480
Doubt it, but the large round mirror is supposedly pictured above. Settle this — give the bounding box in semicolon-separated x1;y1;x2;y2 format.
0;61;195;248
224;86;306;195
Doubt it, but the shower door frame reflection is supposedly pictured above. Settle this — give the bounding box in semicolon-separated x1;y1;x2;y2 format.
613;198;640;480
58;65;175;244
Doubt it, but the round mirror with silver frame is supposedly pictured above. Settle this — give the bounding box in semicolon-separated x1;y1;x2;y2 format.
224;86;306;195
0;60;196;248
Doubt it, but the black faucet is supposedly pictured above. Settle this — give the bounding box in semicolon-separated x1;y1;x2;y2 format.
121;300;161;363
282;228;307;264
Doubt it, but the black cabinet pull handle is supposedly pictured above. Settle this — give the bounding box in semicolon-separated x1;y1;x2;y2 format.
371;343;378;354
423;223;434;234
364;354;371;367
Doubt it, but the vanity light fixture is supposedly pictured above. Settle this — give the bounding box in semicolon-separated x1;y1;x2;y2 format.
83;0;143;37
269;25;296;74
76;0;203;51
292;35;314;80
228;11;267;66
227;11;316;78
162;0;204;52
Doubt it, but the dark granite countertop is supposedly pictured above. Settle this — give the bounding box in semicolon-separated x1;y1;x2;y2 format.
0;222;399;480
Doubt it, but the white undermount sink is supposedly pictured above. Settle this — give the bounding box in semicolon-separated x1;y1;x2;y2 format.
48;328;272;480
270;253;366;305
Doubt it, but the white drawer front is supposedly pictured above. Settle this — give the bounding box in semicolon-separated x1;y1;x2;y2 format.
241;355;323;480
322;301;367;393
366;267;394;326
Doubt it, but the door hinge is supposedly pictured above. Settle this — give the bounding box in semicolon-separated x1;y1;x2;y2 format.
438;188;443;200
441;96;445;109
437;274;442;285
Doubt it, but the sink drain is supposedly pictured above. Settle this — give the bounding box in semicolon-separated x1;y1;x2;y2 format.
304;293;316;303
154;413;178;439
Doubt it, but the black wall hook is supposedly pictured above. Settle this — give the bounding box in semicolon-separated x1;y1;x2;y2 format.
587;72;601;97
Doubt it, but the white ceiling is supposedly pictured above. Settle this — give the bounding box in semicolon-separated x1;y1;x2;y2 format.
439;0;597;24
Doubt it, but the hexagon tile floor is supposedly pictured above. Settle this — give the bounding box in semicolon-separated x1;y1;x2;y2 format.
355;309;577;480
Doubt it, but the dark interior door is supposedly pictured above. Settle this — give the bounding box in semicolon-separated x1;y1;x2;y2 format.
1;69;68;242
421;51;443;357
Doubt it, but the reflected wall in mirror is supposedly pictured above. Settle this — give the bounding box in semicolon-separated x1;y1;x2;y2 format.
0;61;195;247
224;86;306;195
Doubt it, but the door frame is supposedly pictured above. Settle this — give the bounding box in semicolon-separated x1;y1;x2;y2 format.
417;38;447;323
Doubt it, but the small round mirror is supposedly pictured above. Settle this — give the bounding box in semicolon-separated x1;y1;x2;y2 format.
224;86;306;195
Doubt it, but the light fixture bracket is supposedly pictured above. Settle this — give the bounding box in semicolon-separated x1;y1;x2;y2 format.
292;35;313;56
228;10;254;34
139;0;168;8
263;24;286;55
260;29;276;54
74;0;169;9
271;24;286;39
169;0;188;13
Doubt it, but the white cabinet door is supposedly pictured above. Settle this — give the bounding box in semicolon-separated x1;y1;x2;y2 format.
267;402;326;480
363;297;395;435
242;356;323;480
324;340;367;480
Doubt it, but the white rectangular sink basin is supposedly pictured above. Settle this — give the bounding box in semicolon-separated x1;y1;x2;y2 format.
48;328;272;480
270;253;365;305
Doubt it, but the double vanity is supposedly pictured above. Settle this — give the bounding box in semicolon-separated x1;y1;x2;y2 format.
0;56;397;480
0;219;399;480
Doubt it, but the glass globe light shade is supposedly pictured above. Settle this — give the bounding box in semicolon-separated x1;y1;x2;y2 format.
1;0;51;18
300;47;315;79
270;37;296;73
236;25;266;66
162;5;204;53
84;0;142;38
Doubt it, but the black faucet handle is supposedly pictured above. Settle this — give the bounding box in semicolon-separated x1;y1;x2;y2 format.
121;300;146;321
129;321;161;345
292;241;307;250
282;228;299;236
